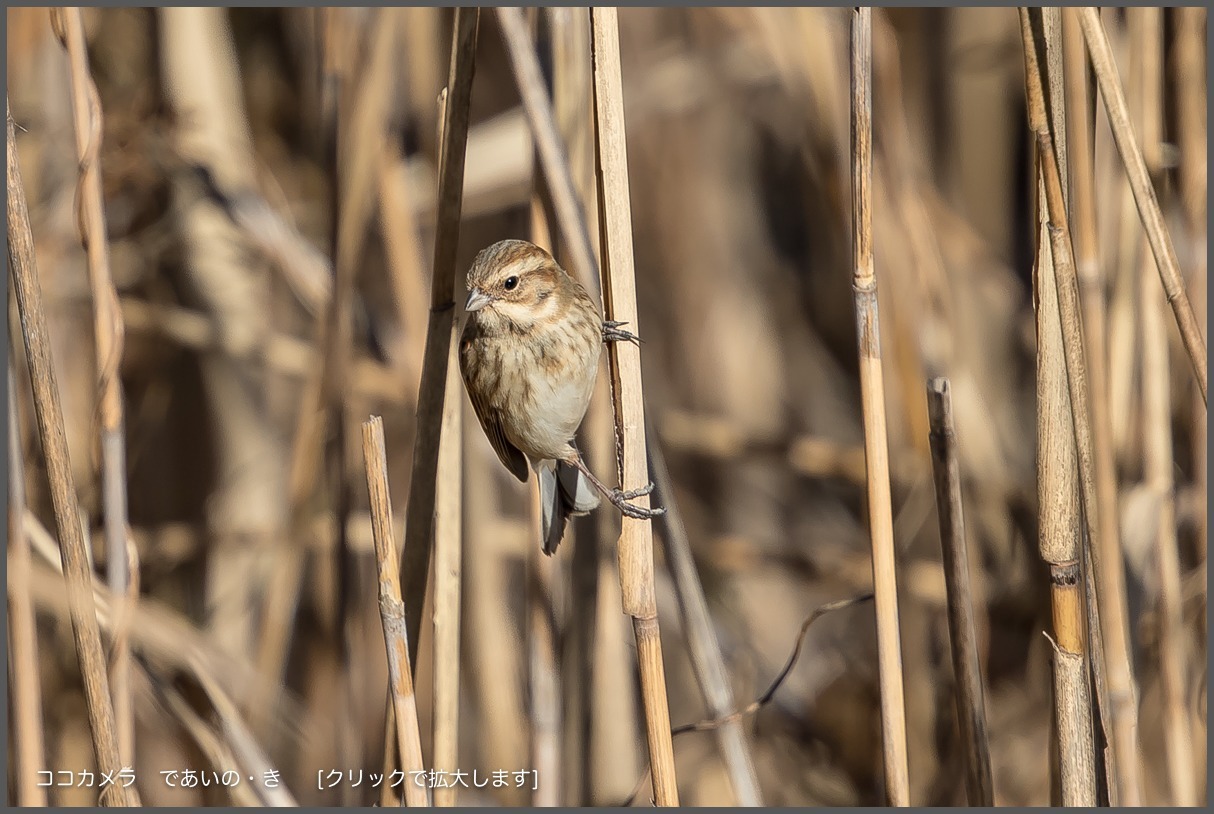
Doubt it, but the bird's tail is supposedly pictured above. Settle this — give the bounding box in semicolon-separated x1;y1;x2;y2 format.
538;459;601;555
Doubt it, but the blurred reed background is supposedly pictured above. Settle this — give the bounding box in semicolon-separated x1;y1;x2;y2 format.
5;6;1207;807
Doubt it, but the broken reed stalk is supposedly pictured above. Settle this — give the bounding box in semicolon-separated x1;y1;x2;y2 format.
925;379;993;807
1077;6;1207;404
400;6;479;674
1061;8;1144;805
1133;9;1198;805
8;362;48;806
648;435;764;806
589;8;680;805
1018;8;1098;805
362;416;429;808
55;5;136;766
849;9;911;806
6;105;139;807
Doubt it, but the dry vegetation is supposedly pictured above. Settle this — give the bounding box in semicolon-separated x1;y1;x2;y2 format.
6;7;1207;807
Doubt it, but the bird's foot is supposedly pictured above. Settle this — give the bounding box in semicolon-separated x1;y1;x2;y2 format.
608;482;665;519
602;320;641;345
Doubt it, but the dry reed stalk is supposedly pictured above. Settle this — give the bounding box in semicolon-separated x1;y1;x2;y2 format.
1174;7;1208;574
8;362;48;806
648;435;764;806
1061;9;1144;805
1131;10;1199;805
1077;7;1207;404
497;5;673;801
925;378;993;806
363;416;430;808
54;8;135;763
1018;8;1098;805
849;9;911;806
589;8;679;805
7;104;139;807
432;322;465;808
400;6;479;674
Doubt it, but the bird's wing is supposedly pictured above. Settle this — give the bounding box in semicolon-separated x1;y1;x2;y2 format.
460;337;530;483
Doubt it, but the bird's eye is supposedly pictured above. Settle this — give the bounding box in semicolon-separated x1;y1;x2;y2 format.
503;275;519;291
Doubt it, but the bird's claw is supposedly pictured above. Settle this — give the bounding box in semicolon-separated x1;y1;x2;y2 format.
602;320;641;346
608;483;665;519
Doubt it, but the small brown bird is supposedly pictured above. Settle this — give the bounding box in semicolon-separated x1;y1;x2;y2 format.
458;239;663;554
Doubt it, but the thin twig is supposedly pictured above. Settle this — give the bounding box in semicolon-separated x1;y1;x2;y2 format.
400;6;480;676
648;433;764;805
8;360;48;806
615;594;875;806
362;416;429;808
1077;6;1207;404
587;7;680;805
849;8;911;806
925;378;993;806
6;103;139;807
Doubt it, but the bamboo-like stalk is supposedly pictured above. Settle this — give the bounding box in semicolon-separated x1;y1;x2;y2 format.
648;434;764;806
849;9;911;806
362;416;430;808
432;309;465;808
8;361;48;806
1077;6;1207;404
925;378;993;807
589;8;679;805
400;7;480;674
55;7;136;764
1062;9;1144;806
1018;8;1098;805
6;104;139;808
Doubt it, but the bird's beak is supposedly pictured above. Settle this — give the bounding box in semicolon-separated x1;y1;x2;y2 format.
464;288;491;313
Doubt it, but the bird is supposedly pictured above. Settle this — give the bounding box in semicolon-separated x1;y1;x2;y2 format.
458;238;663;555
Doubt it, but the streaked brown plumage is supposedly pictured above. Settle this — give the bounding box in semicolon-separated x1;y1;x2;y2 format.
458;239;662;554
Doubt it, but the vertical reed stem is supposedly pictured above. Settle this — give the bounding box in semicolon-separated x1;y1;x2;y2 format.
400;7;480;674
8;361;48;806
1019;8;1098;805
589;8;680;805
6;103;139;807
55;6;136;766
925;378;994;807
363;416;430;808
851;8;911;806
